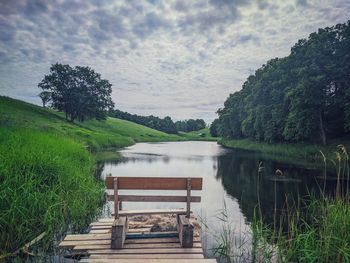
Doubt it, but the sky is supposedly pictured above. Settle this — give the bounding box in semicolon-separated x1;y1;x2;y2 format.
0;0;349;123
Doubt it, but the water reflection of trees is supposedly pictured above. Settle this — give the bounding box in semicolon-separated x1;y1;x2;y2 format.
216;149;337;226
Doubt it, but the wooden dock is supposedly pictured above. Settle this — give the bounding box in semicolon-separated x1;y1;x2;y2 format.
60;176;216;262
59;216;215;263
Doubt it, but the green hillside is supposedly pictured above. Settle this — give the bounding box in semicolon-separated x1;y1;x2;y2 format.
0;96;183;151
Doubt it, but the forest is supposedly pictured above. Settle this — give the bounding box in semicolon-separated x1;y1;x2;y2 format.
110;109;206;134
212;20;350;145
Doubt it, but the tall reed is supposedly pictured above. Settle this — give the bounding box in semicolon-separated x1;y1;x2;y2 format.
0;129;104;255
211;145;350;262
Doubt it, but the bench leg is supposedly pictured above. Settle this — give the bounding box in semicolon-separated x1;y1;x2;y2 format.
111;216;128;249
177;214;194;248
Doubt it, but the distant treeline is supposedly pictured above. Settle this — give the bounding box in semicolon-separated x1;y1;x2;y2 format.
175;119;206;132
110;109;206;134
211;20;350;145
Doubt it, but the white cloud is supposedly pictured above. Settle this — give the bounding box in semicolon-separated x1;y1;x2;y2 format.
0;0;349;123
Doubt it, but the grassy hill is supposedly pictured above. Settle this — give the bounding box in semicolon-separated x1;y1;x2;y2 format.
0;96;183;151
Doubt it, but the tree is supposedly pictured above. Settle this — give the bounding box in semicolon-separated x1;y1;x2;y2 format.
38;63;114;122
210;119;219;137
39;91;51;107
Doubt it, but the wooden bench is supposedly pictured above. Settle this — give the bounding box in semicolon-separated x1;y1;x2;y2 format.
105;176;203;249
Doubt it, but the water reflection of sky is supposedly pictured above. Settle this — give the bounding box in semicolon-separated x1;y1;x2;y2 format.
101;141;252;259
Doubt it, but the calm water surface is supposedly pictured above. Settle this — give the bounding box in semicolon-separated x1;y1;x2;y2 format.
99;141;335;261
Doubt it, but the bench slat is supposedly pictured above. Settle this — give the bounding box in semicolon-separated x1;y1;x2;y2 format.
106;177;202;190
112;209;188;216
107;195;201;203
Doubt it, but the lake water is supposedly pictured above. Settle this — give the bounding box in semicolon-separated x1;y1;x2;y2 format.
99;141;336;261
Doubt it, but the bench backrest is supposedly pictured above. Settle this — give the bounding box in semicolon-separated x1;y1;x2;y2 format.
106;176;203;219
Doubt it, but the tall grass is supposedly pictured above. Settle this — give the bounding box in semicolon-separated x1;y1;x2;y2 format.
0;129;104;254
212;145;350;262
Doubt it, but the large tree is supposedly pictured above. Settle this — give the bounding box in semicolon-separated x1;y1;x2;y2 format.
38;63;114;122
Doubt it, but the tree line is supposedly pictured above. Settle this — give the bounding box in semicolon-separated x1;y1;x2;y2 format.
109;109;178;134
175;119;206;132
110;109;206;134
211;20;350;145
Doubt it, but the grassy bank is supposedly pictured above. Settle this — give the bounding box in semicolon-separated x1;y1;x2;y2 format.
0;96;210;255
179;128;218;141
0;129;103;254
219;138;350;164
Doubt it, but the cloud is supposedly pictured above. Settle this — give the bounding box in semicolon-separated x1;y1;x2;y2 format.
296;0;308;6
0;0;350;123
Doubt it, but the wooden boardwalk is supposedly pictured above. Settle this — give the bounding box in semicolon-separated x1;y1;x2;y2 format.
59;216;216;263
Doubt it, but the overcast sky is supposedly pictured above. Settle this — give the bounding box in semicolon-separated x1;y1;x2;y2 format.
0;0;349;123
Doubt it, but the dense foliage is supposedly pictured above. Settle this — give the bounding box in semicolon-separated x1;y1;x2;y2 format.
214;21;350;145
110;109;178;134
175;119;206;132
38;63;114;122
210;119;219;137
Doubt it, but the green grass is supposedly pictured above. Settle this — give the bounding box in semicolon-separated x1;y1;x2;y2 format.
219;137;350;165
178;128;217;141
0;96;183;152
0;129;104;254
252;197;350;263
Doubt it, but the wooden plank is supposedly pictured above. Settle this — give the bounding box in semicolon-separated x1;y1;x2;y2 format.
90;226;151;233
74;242;202;251
111;217;128;249
114;178;119;219
81;259;216;263
126;231;178;239
112;209;188;216
62;233;195;243
106;177;203;190
60;239;110;248
90;230;110;234
90;226;112;230
61;237;182;247
63;234;111;241
88;248;203;254
126;236;200;244
186;178;191;218
61;237;201;248
177;215;194;248
107;195;201;203
90;222;153;228
87;254;205;259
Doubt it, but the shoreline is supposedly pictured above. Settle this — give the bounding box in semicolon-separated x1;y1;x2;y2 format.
218;138;350;168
